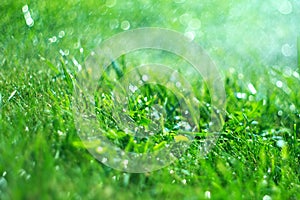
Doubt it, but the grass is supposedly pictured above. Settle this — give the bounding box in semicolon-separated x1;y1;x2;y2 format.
1;0;300;199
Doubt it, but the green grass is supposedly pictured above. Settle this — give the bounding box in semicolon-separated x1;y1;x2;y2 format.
1;0;300;199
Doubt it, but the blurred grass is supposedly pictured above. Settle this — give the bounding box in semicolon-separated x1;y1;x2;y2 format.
0;0;300;199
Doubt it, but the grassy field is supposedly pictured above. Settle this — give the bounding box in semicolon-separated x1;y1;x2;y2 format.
1;0;300;199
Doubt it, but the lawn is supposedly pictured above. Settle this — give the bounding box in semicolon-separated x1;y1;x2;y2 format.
0;0;299;199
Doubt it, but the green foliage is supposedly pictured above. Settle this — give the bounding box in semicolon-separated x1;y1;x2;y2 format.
0;0;299;200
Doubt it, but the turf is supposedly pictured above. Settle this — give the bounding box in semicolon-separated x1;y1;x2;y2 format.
0;0;300;199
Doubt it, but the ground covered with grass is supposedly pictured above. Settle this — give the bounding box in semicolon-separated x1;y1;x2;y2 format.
1;0;300;199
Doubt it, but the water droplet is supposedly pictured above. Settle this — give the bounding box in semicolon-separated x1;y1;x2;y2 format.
169;169;174;174
142;74;148;81
102;157;108;163
109;19;119;30
22;5;29;13
121;20;130;30
176;81;181;88
263;195;272;200
96;146;104;153
238;73;244;79
123;159;128;168
106;0;116;8
204;191;211;199
293;71;300;78
181;179;187;184
276;140;285;148
184;31;195;41
179;13;192;25
58;31;65;38
235;92;247;99
22;5;34;27
188;18;201;30
281;43;293;57
277;0;292;15
276;80;283;88
129;84;138;93
48;36;57;43
0;177;8;190
277;110;283;116
248;83;257;94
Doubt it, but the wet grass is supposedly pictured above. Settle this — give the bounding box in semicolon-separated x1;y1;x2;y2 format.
1;0;300;199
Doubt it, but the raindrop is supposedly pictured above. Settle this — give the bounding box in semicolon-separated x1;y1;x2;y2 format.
129;84;138;93
238;73;244;79
179;13;192;25
109;19;119;30
248;83;257;94
22;5;34;27
22;5;29;13
106;0;116;8
204;191;211;199
58;30;65;38
289;104;296;111
169;169;174;174
263;195;272;200
96;146;104;153
281;43;293;57
235;92;247;99
277;0;292;15
276;80;283;88
276;140;285;148
123;159;129;168
121;20;130;30
277;110;283;116
188;18;201;30
181;179;187;184
80;48;84;53
293;71;299;78
48;36;57;43
0;177;7;190
142;74;149;81
184;31;195;41
102;157;108;163
176;81;181;88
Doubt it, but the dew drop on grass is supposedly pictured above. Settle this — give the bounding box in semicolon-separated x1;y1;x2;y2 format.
109;19;119;30
276;80;283;88
22;4;34;27
142;74;148;82
121;20;130;30
106;0;116;8
22;4;28;13
281;43;293;57
102;157;108;163
188;18;201;30
184;31;195;41
248;83;257;94
58;31;65;38
204;191;211;199
0;177;7;190
276;140;285;148
277;110;283;116
80;48;84;53
235;92;247;99
263;195;272;200
277;0;292;15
